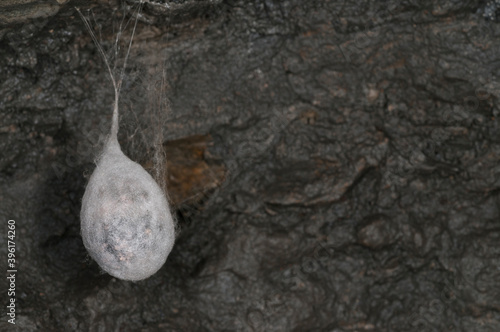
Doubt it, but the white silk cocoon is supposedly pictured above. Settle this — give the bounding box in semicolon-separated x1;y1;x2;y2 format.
81;138;175;281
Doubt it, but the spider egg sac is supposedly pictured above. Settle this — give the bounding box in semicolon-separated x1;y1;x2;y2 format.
80;139;175;281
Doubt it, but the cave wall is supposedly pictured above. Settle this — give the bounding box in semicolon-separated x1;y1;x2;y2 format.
1;0;500;331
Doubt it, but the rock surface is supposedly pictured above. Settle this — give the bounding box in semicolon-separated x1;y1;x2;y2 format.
1;0;500;331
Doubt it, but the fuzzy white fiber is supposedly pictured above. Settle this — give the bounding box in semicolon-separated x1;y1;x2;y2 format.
78;6;175;281
81;136;175;281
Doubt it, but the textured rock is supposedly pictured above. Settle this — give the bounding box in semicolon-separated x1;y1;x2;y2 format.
357;215;396;249
1;0;500;331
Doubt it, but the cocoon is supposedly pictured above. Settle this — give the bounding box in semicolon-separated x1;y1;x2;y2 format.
81;137;175;281
78;5;175;281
